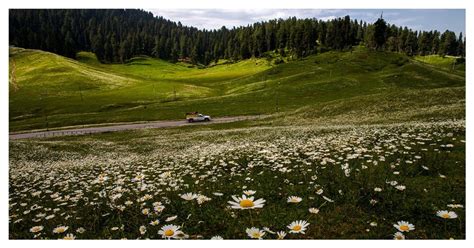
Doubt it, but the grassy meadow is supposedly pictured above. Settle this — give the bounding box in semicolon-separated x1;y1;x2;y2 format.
9;118;465;239
9;46;464;132
9;45;465;239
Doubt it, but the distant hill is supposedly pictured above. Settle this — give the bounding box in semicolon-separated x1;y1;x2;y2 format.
9;46;464;132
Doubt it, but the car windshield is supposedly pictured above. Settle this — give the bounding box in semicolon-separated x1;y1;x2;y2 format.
198;114;203;117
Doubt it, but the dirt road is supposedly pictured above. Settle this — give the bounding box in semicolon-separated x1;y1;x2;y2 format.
9;115;266;140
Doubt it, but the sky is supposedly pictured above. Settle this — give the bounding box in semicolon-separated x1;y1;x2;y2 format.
148;9;465;35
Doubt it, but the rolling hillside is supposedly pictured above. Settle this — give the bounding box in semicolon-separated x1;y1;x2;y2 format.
9;46;465;132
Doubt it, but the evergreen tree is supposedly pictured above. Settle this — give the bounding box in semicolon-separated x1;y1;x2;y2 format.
431;31;440;54
364;25;376;49
398;27;409;53
439;30;457;56
386;36;398;52
457;32;465;57
119;37;131;63
9;9;465;65
373;16;387;50
418;31;431;55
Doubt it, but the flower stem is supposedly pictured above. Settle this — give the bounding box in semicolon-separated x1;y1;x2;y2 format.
249;210;255;226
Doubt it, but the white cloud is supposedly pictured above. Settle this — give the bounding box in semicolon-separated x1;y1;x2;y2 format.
149;9;339;30
319;15;338;21
146;9;464;34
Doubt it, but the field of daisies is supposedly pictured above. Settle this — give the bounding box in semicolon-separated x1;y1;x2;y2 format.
9;119;465;239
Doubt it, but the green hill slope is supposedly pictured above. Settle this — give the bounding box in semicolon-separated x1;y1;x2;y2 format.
9;46;465;132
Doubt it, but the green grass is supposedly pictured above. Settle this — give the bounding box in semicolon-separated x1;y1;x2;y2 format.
413;55;465;76
9;46;465;132
10;47;271;131
8;46;466;239
9;119;465;239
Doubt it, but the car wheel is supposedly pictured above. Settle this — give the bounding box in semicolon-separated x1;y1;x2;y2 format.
204;118;210;122
188;119;194;123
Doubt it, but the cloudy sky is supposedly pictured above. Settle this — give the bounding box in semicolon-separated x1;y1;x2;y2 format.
148;9;465;34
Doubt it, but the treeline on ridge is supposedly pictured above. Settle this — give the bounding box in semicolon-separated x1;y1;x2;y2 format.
9;9;466;65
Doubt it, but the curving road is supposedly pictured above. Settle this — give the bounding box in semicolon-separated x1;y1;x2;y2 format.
9;115;266;140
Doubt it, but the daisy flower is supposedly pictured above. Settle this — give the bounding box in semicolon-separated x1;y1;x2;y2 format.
228;195;265;209
30;226;44;233
53;226;69;234
287;196;302;203
150;219;160;226
158;224;182;239
196;195;212;204
180;193;198;201
175;232;189;240
287;220;310;234
132;173;145;182
263;227;275;234
63;233;76;240
166;215;178;222
395;185;406;191
393;232;405;240
76;227;85;234
276;231;287;239
322;196;334;202
211;236;223;240
243;190;256;195
246;227;266;239
95;174;108;184
447;204;463;209
436;210;458;219
393;221;415;232
154;205;165;213
139;225;146;235
309;208;320;214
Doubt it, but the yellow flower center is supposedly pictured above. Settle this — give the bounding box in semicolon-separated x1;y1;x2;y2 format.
442;213;450;218
240;199;254;208
292;225;302;231
165;229;174;236
395;235;403;240
399;225;409;231
252;233;261;238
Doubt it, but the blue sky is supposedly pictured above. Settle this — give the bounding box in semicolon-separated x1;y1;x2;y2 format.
148;9;465;35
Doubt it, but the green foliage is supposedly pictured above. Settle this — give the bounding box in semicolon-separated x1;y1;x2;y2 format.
9;9;466;66
373;17;388;49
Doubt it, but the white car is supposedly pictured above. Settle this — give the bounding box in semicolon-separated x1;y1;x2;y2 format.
186;113;211;123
